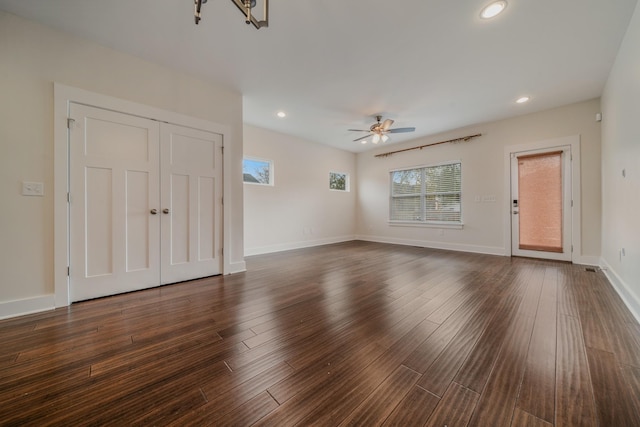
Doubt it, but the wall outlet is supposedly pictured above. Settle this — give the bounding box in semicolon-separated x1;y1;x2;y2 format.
22;181;44;196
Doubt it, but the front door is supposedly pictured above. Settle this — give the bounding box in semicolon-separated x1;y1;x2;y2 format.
511;147;572;261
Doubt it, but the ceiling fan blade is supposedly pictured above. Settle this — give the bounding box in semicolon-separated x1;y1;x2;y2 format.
388;127;416;133
347;129;370;132
353;133;372;142
381;119;394;131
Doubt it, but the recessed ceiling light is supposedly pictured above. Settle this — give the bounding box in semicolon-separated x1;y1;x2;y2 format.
480;1;507;19
276;111;286;118
516;96;530;104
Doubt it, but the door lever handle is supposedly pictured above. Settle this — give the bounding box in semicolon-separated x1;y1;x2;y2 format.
513;211;519;214
150;209;158;215
163;208;170;214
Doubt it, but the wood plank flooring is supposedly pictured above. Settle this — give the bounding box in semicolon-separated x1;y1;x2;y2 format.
1;241;639;426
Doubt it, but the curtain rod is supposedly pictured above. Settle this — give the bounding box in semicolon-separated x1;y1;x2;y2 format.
374;133;482;158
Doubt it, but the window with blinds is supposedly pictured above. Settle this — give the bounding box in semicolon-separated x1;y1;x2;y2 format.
390;162;461;224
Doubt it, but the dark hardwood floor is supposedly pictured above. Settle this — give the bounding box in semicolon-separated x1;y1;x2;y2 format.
1;241;639;426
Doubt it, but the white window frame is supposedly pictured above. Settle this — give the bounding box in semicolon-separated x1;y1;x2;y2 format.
389;160;463;229
329;171;350;192
243;156;274;186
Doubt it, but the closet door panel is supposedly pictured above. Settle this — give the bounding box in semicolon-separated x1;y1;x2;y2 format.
160;123;223;284
69;103;160;302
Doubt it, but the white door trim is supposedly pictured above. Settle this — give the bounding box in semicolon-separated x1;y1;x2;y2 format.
502;135;581;262
54;83;232;307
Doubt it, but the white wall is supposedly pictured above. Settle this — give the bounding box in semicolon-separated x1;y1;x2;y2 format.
601;2;640;320
356;99;602;260
0;12;245;317
243;125;356;255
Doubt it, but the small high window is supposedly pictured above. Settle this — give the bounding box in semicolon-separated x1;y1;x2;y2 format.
243;157;273;185
329;171;349;191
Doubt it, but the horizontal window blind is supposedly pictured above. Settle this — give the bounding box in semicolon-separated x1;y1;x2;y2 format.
390;162;461;223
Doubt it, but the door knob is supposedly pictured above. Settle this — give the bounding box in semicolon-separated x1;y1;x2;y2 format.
163;208;170;214
150;209;158;215
513;211;519;215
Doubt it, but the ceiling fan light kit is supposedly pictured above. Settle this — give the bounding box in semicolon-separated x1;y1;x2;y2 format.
194;0;269;29
366;135;390;144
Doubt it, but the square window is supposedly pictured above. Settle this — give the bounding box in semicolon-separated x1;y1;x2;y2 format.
243;157;273;185
329;171;349;191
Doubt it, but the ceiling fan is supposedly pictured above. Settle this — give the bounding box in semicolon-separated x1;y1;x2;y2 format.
348;115;416;144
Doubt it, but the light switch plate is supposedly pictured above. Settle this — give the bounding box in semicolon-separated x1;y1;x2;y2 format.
22;181;44;196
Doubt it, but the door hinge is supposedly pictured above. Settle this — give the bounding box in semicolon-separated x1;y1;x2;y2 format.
571;200;573;207
67;118;75;129
67;192;71;203
571;245;574;253
221;248;223;256
67;266;70;276
221;197;223;206
221;146;224;154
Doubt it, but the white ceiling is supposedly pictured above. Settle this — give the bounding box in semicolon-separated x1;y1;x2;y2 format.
1;0;637;152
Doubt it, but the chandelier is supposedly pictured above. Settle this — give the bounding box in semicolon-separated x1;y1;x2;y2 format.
194;0;269;29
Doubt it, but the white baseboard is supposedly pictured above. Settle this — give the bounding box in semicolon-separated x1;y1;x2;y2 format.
575;255;601;266
227;260;247;274
245;235;356;257
354;234;507;256
600;258;640;324
0;295;55;320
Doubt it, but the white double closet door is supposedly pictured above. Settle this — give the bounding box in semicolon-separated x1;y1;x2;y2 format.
69;104;222;302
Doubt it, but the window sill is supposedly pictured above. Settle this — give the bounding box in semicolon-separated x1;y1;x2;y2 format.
243;182;274;187
388;221;464;230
